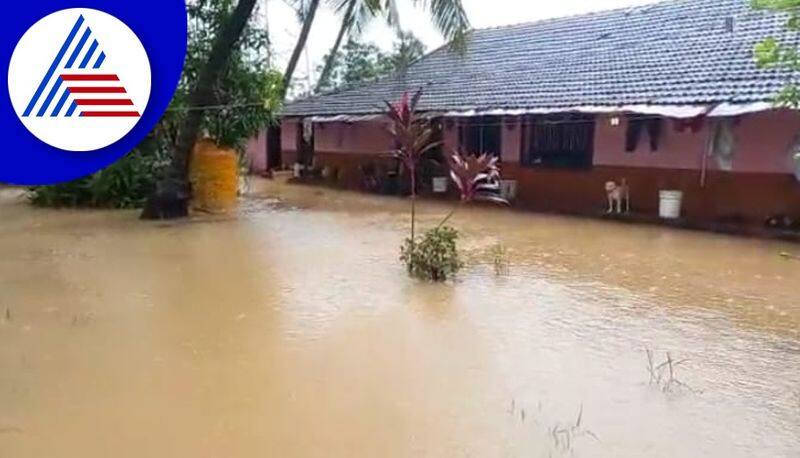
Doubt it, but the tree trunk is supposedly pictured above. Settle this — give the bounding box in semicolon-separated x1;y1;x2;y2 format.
282;0;321;99
141;0;259;220
315;0;356;93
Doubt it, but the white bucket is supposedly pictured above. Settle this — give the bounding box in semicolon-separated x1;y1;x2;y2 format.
659;190;683;219
432;177;449;193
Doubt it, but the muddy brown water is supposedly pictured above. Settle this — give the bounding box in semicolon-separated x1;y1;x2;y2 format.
0;180;798;457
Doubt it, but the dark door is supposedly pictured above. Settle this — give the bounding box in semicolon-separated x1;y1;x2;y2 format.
267;124;282;170
297;120;315;166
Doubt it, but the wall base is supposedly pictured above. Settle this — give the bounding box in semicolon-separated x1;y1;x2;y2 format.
308;152;800;227
502;164;800;225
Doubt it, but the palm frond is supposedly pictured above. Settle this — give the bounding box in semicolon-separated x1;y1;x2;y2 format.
412;0;470;51
382;0;401;29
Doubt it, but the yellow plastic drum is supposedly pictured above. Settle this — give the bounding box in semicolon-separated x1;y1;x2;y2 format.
190;138;239;213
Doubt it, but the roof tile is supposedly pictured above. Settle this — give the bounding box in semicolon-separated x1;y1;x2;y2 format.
285;0;794;116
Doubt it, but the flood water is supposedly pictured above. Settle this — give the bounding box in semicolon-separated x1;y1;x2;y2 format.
0;179;798;457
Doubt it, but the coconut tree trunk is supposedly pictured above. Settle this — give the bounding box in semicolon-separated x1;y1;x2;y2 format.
141;0;259;220
282;0;321;99
315;0;357;93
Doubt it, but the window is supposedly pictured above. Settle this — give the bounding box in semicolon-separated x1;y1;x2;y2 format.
458;116;502;156
521;114;595;169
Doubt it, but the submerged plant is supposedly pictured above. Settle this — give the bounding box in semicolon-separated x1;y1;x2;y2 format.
490;243;510;276
400;226;463;281
645;348;692;393
395;149;510;281
386;93;509;282
550;404;600;453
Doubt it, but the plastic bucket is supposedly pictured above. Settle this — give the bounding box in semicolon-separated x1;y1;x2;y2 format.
432;177;449;193
659;190;683;219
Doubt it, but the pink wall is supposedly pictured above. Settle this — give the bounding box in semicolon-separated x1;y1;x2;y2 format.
245;128;267;174
314;121;393;154
282;109;799;174
594;110;800;174
281;120;299;165
282;120;299;153
594;115;707;170
729;109;800;174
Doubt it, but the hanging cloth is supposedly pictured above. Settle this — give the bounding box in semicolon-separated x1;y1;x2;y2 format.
646;118;662;151
793;152;800;182
708;119;735;171
788;132;800;182
674;116;705;133
302;118;314;143
625;115;662;152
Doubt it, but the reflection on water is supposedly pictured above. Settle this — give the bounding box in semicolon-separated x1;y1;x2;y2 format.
0;181;798;457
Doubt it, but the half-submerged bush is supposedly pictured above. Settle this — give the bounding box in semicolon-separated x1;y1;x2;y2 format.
401;226;463;282
385;89;508;282
28;145;167;209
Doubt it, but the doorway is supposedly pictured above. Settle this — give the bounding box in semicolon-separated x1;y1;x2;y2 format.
267;124;282;170
297;119;315;167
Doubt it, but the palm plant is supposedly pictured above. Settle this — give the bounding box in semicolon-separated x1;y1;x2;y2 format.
446;151;506;204
386;91;509;281
434;150;508;226
315;0;470;93
385;89;441;243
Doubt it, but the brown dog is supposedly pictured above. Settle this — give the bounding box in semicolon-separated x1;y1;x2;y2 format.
605;179;630;214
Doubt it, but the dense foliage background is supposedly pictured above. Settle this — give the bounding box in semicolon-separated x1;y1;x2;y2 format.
753;0;800;106
315;32;426;94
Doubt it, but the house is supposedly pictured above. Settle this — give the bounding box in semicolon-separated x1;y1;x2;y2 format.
262;0;800;227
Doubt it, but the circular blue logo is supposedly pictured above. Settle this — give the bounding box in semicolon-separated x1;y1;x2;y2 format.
1;1;187;185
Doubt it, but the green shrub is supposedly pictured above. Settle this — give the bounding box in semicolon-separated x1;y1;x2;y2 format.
28;145;168;209
400;226;463;282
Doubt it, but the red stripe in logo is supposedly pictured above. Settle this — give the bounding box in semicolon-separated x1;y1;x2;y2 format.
75;99;134;106
81;111;141;117
61;74;120;81
68;87;128;93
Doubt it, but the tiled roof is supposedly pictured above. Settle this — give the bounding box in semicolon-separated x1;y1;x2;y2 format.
282;0;797;117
